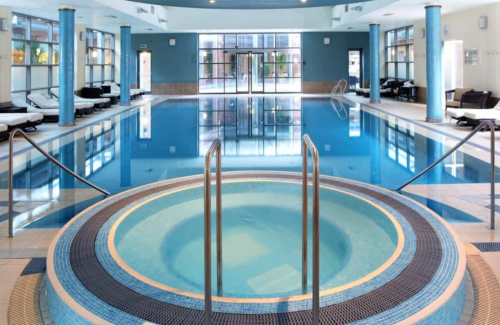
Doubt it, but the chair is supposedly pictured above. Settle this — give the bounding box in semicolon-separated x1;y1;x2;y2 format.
27;93;90;117
445;88;473;109
50;87;109;110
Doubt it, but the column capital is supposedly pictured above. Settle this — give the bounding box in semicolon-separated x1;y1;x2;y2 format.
120;25;131;28
369;22;380;26
59;5;75;11
425;3;442;9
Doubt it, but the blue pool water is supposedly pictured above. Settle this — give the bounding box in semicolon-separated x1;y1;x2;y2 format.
6;96;494;227
114;181;398;298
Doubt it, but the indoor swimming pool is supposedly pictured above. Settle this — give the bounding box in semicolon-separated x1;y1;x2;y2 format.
3;96;491;229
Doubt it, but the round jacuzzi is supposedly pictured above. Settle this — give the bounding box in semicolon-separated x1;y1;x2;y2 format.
112;181;400;299
46;172;466;325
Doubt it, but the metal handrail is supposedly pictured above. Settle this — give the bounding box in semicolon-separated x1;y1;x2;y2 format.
395;121;496;229
8;128;110;238
204;139;222;325
302;134;320;325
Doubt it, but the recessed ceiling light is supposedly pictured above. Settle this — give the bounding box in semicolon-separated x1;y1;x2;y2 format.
209;0;215;3
383;13;395;16
347;27;355;29
301;0;307;3
148;28;153;30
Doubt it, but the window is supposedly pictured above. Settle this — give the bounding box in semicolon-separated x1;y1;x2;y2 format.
385;26;414;80
86;29;115;86
11;13;59;101
198;33;302;94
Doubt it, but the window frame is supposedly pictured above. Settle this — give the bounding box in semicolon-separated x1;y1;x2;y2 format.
385;26;414;80
11;13;60;98
85;28;115;87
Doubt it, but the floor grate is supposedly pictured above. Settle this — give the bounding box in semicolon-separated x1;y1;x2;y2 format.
472;242;500;252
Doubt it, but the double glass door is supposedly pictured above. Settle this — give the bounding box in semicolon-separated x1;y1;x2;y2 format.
236;52;264;93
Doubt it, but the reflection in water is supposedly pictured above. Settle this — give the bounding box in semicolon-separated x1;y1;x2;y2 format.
198;97;302;156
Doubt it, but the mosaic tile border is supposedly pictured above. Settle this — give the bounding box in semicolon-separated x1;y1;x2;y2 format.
46;172;465;325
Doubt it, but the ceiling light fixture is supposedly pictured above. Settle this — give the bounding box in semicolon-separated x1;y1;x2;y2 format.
383;13;395;16
301;0;307;3
209;0;215;3
105;15;118;19
350;6;363;12
137;7;148;14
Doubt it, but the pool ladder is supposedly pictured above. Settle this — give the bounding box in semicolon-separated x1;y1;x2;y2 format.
7;128;110;238
203;135;321;325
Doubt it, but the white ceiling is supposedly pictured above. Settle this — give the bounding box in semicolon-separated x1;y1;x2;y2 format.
333;0;500;31
1;0;500;34
0;0;168;34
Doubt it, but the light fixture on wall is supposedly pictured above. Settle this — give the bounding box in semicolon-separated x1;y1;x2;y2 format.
479;16;488;29
420;28;426;38
169;38;176;46
0;18;8;32
324;37;330;45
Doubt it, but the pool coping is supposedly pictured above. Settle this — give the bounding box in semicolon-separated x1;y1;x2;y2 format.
46;171;465;324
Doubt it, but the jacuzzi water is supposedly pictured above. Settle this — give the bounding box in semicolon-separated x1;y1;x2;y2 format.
114;181;398;298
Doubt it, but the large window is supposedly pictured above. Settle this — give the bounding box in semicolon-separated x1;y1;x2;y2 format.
385;26;414;80
86;29;115;86
11;13;60;101
198;33;302;94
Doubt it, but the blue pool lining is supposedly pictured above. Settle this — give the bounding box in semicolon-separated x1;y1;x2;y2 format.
47;171;464;324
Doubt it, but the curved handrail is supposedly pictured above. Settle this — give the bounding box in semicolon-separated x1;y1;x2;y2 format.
395;121;495;229
204;138;222;325
8;128;110;237
302;134;320;325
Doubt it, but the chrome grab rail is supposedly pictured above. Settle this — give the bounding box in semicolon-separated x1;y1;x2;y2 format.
302;134;320;325
204;139;222;325
8;128;110;238
395;121;496;229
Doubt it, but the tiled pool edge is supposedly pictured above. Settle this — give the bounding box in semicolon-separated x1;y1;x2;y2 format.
45;172;466;323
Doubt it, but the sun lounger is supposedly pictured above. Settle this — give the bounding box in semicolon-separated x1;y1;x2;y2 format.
27;94;92;117
50;88;109;110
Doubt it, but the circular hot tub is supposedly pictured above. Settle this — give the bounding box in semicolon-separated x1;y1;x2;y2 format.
112;181;400;299
46;171;466;325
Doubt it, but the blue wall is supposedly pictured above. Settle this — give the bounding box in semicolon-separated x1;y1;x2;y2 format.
302;32;370;83
130;32;370;86
131;33;198;84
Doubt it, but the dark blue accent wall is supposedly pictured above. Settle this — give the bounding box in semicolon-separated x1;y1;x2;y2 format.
302;32;370;83
131;33;198;84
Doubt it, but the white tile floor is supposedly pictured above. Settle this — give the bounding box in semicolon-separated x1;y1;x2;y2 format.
0;93;499;323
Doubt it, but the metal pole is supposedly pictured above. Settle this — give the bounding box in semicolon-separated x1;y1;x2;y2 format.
216;144;222;294
8;128;110;237
8;132;14;238
204;153;212;325
312;147;320;325
302;141;308;294
489;121;496;230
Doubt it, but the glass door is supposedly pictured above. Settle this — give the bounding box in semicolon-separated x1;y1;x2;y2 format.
251;53;264;93
237;53;249;93
138;51;152;92
348;49;362;92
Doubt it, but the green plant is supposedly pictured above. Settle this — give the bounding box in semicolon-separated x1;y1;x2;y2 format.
277;53;287;75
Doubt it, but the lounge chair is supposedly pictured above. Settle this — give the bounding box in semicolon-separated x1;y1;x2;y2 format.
106;82;144;100
463;110;500;130
445;88;472;109
13;98;62;123
50;88;109;110
27;94;91;117
0;111;42;130
0;115;28;131
0;124;8;141
446;93;496;125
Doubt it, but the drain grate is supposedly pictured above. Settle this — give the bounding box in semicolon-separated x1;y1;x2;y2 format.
472;242;500;252
21;258;47;276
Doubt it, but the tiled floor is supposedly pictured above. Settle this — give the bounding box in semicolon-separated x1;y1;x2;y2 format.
0;93;500;323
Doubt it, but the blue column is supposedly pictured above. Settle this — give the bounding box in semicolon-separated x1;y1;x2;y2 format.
425;5;443;123
369;23;381;104
120;25;131;106
58;7;75;126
